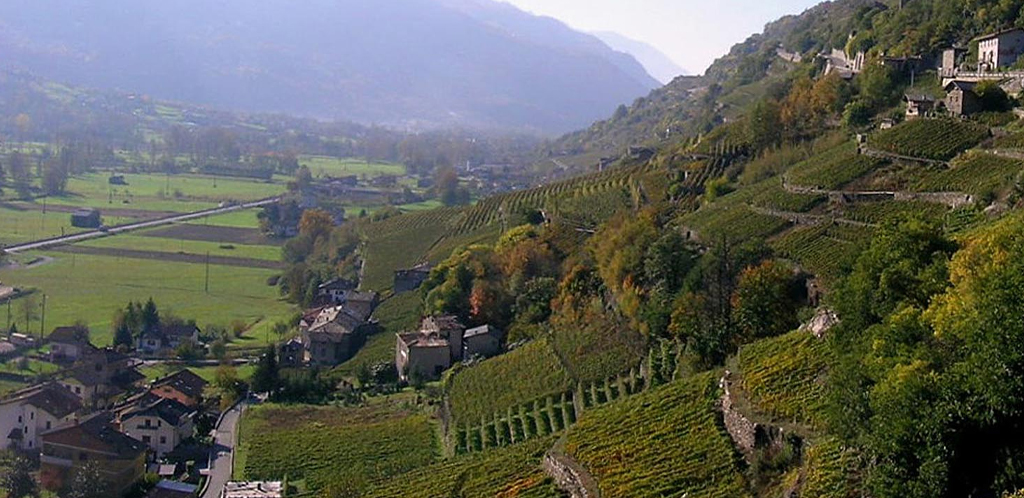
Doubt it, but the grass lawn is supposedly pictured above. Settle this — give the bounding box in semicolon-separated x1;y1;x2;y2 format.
78;234;283;262
46;173;286;214
139;363;256;384
0;251;294;347
186;209;263;229
0;379;28;396
0;204;89;245
299;156;406;178
0;358;61;377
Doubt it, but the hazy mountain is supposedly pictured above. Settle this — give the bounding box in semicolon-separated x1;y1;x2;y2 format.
594;31;688;84
0;0;659;134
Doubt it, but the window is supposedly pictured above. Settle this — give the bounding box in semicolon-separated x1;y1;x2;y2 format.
17;415;21;423
75;387;81;394
144;419;151;427
158;420;162;428
23;426;28;434
79;452;88;461
30;412;34;420
160;436;166;444
142;436;151;444
46;421;51;430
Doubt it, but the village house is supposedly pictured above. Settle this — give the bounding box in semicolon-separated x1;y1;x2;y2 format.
48;326;93;363
337;290;379;320
118;397;196;458
462;325;505;359
278;338;304;367
149;370;208;409
904;94;938;120
137;323;202;356
394;263;432;293
977;28;1024;71
40;412;148;496
70;208;102;229
395;332;451;381
945;81;982;117
59;348;146;410
316;278;357;305
0;383;82;452
941;47;969;77
396;316;502;381
302;306;372;366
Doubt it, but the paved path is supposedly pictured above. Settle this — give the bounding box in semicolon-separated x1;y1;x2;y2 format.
2;198;279;254
202;401;245;498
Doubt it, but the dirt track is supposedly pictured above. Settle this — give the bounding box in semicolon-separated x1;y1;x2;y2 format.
48;245;287;270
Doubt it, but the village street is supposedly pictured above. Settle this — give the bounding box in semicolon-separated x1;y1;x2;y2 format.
202;400;246;498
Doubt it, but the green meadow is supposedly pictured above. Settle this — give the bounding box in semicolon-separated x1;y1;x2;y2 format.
0;251;293;347
77;234;283;262
299;156;406;178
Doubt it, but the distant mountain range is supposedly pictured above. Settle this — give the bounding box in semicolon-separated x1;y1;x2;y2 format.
593;31;688;84
0;0;660;134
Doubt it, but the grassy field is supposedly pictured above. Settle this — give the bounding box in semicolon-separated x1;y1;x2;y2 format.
299;156;406;178
47;172;286;214
447;339;573;427
236;396;439;494
77;234;282;262
565;372;749;498
363;436;562;498
138;363;256;384
186;209;264;229
0;251;293;347
0;205;90;245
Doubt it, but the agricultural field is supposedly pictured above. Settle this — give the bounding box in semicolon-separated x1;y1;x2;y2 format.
455;392;577;455
48;172;286;214
0;204;89;245
184;209;264;229
359;208;462;291
798;437;863;498
549;318;648;385
298;156;406;178
841;200;949;225
869;118;990;161
564;372;749;498
447;339;573;426
748;178;827;213
76;234;282;262
679;203;792;244
236;397;439;494
785;143;886;190
0;251;293;347
912;152;1023;195
770;223;872;284
735;330;831;427
363;436;562;498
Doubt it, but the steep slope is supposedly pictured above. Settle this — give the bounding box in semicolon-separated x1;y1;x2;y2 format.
593;31;688;84
0;0;657;134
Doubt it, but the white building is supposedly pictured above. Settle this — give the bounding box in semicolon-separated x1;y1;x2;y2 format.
0;383;81;451
118;398;195;458
977;28;1024;71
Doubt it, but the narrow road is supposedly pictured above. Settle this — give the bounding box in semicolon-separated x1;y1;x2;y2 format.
202;401;245;498
2;198;279;254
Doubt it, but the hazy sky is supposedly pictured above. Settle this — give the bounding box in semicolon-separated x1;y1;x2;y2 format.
500;0;821;74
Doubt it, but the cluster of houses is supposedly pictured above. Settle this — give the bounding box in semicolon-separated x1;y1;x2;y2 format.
0;329;209;497
291;280;381;367
395;315;504;381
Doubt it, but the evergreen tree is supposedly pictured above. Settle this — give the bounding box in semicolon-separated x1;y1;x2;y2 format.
141;298;160;333
251;345;279;393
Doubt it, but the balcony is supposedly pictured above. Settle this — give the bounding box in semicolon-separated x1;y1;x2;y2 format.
40;454;73;467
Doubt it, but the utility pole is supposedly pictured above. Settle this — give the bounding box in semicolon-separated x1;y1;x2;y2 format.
204;252;210;293
40;295;46;340
6;299;10;332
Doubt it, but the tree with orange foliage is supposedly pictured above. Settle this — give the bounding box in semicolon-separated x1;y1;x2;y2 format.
299;208;334;241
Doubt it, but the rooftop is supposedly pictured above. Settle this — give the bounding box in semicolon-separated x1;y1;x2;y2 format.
1;383;82;418
121;397;194;426
153;369;208;400
42;412;147;459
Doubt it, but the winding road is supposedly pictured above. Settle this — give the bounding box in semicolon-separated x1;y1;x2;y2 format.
1;198;279;254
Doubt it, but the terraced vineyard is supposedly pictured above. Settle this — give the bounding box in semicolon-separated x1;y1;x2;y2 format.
992;131;1024;150
842;200;949;224
364;437;562;498
798;437;863;498
912;151;1023;195
869;118;989;161
680;203;792;244
749;178;826;213
564;372;749;498
786;143;886;189
771;223;872;283
360;208;462;291
736;330;831;427
549;316;648;385
237;401;437;494
447;339;573;427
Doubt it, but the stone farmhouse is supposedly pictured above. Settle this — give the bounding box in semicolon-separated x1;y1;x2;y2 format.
117;397;196;458
945;80;982;117
48;326;93;363
302;304;376;366
0;383;82;452
903;94;938;120
395;315;503;381
40;412;148;496
394;263;432;293
316;278;357;305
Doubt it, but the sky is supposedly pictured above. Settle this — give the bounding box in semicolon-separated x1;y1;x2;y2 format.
500;0;822;74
